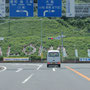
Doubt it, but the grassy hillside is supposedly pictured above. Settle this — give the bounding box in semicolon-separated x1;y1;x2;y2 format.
0;17;90;60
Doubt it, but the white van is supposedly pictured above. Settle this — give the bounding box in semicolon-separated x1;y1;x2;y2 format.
47;50;61;67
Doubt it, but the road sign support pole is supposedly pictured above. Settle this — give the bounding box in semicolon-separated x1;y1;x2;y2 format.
8;18;10;35
40;19;43;62
61;32;63;63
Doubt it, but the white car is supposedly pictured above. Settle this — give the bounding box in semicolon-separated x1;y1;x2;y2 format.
47;50;61;67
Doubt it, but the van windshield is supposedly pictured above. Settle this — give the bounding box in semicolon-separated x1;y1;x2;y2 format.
48;52;59;57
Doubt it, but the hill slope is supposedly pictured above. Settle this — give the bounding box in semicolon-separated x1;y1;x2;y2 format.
0;17;90;59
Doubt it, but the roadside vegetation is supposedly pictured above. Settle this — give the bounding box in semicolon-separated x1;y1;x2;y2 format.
0;17;90;60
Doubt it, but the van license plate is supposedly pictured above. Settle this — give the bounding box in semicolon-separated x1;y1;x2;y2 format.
52;62;55;64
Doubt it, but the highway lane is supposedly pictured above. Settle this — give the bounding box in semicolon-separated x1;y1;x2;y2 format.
0;63;90;90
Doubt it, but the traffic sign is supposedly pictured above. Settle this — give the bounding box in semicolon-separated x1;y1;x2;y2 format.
48;37;53;39
79;58;90;61
66;0;75;17
48;35;65;40
54;35;61;40
38;0;62;17
10;0;33;17
0;0;5;17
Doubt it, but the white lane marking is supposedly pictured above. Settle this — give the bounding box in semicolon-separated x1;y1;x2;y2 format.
53;68;55;71
22;74;34;84
16;68;23;72
52;68;57;71
0;66;7;72
37;64;43;70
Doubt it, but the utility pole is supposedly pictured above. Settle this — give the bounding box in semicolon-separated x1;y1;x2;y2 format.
61;32;63;63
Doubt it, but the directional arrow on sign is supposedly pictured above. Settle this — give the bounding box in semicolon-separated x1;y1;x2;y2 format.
16;10;29;16
43;10;55;16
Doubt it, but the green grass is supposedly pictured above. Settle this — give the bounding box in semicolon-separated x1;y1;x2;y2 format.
0;17;90;59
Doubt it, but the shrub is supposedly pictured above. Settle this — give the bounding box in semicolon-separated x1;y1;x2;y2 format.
30;55;41;60
0;56;3;61
62;57;79;63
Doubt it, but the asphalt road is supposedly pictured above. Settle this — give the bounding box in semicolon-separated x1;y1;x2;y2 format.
0;63;90;90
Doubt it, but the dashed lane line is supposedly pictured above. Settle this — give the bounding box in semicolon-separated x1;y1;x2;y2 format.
52;68;55;71
37;64;43;70
52;68;57;71
22;74;34;84
16;68;23;72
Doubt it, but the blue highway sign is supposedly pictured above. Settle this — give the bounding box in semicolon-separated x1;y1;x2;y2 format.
10;0;33;17
38;0;62;17
79;58;90;61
